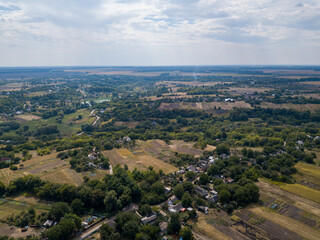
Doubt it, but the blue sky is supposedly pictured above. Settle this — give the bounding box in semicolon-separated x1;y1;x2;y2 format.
0;0;319;66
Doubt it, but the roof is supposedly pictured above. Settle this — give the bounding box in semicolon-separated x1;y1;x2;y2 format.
141;214;157;224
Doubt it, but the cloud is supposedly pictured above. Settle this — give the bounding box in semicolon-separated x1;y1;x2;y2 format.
0;0;319;65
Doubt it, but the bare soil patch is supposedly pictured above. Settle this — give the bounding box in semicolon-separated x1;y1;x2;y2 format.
15;114;41;121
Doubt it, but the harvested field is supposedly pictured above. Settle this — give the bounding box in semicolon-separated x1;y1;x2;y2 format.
103;147;178;174
114;121;139;128
249;206;320;240
0;82;26;92
192;212;232;240
156;81;224;87
0;150;101;186
262;196;320;229
15;114;42;121
103;139;206;173
260;102;320;112
169;140;204;157
257;179;320;217
301;81;320;86
159;101;252;111
237;209;303;240
226;87;271;95
0;223;41;238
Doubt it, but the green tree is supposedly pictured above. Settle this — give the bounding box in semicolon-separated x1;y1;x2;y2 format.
49;202;71;221
168;213;181;234
181;192;193;208
0;181;5;196
104;190;120;214
218;189;231;204
174;184;184;199
71;199;84;215
180;226;193;240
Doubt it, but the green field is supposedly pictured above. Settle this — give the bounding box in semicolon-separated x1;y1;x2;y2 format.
20;109;94;135
0;198;51;220
280;183;320;204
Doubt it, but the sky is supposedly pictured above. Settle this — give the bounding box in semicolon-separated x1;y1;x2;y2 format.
0;0;320;66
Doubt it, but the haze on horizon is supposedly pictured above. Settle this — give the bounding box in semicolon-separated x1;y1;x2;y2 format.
0;0;320;67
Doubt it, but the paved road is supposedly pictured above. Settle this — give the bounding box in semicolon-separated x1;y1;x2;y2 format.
73;203;138;240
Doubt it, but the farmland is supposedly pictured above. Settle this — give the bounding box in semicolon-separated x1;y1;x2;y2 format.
20;108;94;135
159;101;252;111
0;66;320;240
0;150;109;186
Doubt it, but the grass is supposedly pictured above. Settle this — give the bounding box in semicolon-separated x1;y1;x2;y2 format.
21;109;94;135
15;114;42;121
103;142;178;174
0;150;106;186
280;183;320;204
295;162;320;179
0;197;51;221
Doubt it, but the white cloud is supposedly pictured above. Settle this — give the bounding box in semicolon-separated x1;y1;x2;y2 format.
0;0;319;65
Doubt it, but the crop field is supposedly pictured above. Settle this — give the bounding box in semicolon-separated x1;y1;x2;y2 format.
225;87;272;95
15;114;42;121
294;162;320;191
156;80;224;87
103;147;178;174
0;197;50;221
103;139;216;173
0;82;27;92
114;121;139;128
159;101;252;111
21;108;94;135
248;207;320;240
280;183;320;204
0;150;106;186
260;102;320;112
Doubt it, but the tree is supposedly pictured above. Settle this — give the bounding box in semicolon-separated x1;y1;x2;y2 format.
71;199;84;215
151;181;164;195
181;192;193;208
216;144;230;155
49;202;71;221
199;173;210;185
0;181;5;196
174;184;184;199
185;171;197;181
218;189;231;204
180;226;193;240
168;213;181;234
139;204;152;216
104;190;120;214
123;220;140;239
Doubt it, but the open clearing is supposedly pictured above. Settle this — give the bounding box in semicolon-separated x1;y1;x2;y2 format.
103;139;209;173
0;82;27;92
103;147;178;174
225;87;272;95
21;108;94;135
249;206;320;240
0;150;107;186
159;101;252;111
260;102;320;112
0;197;50;221
114;121;139;128
257;179;320;217
15;114;42;121
0;223;41;238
